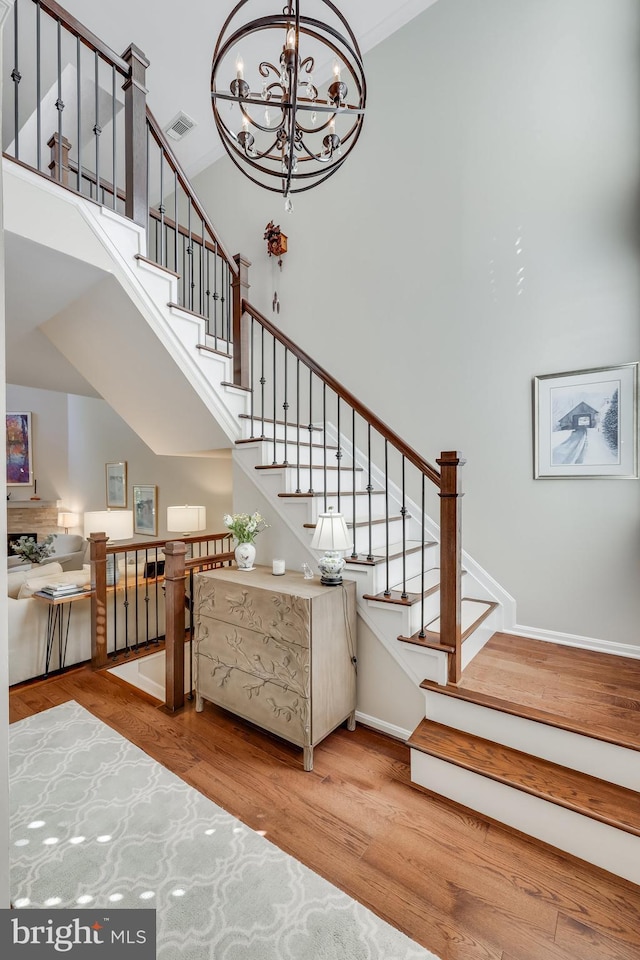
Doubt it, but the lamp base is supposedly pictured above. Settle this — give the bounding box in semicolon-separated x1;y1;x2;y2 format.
318;551;345;587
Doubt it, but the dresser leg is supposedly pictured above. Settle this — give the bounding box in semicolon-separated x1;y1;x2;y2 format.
195;694;204;712
303;745;313;772
347;710;356;732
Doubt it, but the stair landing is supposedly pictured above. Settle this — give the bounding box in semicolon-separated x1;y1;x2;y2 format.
451;632;640;751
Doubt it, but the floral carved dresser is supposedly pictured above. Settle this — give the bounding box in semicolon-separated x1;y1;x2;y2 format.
193;565;357;771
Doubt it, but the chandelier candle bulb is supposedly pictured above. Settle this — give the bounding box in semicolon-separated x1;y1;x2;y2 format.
236;57;244;80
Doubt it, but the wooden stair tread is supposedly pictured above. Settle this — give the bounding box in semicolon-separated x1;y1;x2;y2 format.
198;344;232;358
456;632;640;752
351;541;431;569
240;413;322;431
419;678;640;754
278;490;384;498
134;254;180;278
237;438;339;451
365;567;467;605
255;463;363;472
421;599;498;641
303;515;404;529
408;719;640;838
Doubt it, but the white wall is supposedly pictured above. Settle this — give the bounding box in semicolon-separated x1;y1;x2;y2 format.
194;0;640;649
6;384;233;538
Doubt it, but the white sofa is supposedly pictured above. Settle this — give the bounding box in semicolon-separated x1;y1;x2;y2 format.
8;559;168;686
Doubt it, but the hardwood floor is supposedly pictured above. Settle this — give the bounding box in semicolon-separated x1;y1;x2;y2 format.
9;666;640;960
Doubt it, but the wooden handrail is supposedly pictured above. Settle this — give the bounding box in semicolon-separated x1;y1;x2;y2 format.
32;0;130;75
241;299;441;487
146;108;238;277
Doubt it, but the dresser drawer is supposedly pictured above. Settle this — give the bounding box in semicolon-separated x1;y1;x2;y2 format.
196;651;310;746
194;576;311;648
195;614;309;698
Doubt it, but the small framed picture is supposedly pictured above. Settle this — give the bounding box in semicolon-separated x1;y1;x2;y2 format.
6;412;33;485
106;461;127;507
533;363;638;479
133;484;158;537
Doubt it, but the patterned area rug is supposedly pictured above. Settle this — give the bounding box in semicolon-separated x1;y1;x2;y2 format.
10;702;440;960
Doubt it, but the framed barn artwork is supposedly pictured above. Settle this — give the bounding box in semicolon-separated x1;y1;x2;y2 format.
533;364;638;479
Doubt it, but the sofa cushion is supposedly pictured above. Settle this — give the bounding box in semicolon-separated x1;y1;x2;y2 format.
16;568;91;600
51;533;85;554
8;562;63;598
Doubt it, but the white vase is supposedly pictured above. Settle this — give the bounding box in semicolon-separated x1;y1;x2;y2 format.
234;542;256;570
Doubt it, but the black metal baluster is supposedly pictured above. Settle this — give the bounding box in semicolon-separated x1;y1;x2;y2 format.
272;335;277;462
205;246;211;336
282;348;289;465
200;219;205;316
222;261;228;342
419;473;426;638
181;234;187;305
260;325;266;439
367;424;374;561
213;245;219;340
36;1;41;170
400;456;408;599
295;359;301;493
384;440;391;597
308;368;314;493
336;396;342;511
76;35;82;192
111;65;117;209
249;316;255;437
159;154;165;265
322;383;327;511
143;549;150;646
93;51;101;195
56;20;64;182
11;1;20;159
174;171;179;273
351;409;357;558
187;203;194;311
188;568;194;700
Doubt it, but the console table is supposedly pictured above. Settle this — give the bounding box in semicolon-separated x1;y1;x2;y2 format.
193;566;357;771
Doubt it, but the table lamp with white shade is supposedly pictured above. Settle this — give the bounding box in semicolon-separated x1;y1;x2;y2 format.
83;510;134;585
57;511;79;534
309;506;352;586
166;505;206;536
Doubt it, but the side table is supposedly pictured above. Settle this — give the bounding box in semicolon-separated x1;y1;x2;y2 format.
33;589;93;677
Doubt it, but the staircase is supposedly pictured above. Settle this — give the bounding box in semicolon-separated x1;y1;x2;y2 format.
410;634;640;886
3;0;639;890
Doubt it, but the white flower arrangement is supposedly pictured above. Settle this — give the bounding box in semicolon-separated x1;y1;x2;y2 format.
223;512;269;544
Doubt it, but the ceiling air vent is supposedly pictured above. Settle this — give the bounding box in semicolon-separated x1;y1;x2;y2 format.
165;111;196;141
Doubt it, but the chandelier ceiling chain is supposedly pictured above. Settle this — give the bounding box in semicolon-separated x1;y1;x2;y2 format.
211;0;367;210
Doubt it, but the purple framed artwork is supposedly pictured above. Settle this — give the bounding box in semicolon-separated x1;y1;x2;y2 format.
6;412;33;485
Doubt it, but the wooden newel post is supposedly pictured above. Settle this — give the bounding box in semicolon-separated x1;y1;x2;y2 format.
437;451;465;685
89;532;109;669
164;540;187;711
232;253;251;388
122;43;149;228
48;132;72;186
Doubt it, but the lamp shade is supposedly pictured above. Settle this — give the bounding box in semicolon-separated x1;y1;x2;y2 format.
83;510;134;541
166;505;206;533
57;511;79;530
309;508;351;552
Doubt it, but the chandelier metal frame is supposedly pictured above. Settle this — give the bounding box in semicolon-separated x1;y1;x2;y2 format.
211;0;366;207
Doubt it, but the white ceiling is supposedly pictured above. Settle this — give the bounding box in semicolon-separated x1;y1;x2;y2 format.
56;0;438;178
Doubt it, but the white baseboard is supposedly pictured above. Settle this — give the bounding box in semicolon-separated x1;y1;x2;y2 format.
355;711;412;742
509;624;640;660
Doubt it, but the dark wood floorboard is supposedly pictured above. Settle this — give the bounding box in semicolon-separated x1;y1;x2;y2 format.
8;667;640;960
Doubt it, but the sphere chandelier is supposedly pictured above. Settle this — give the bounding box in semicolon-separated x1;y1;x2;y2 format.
211;0;367;211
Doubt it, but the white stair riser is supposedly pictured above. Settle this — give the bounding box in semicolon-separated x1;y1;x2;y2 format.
410;751;640;886
424;691;640;790
242;421;325;444
251;440;349;468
